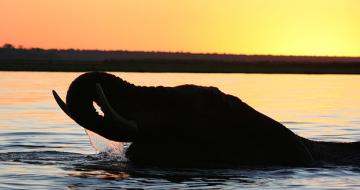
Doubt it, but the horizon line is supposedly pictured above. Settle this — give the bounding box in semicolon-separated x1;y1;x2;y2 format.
2;43;360;59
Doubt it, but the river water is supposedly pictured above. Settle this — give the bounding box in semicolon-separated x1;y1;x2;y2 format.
1;72;360;189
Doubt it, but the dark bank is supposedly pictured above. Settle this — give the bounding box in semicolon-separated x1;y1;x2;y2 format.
1;45;360;74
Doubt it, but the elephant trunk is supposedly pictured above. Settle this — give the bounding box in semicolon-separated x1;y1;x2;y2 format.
64;72;137;142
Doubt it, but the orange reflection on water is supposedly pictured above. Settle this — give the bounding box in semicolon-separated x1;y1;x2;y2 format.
0;72;79;105
115;72;360;141
0;72;360;142
68;170;130;180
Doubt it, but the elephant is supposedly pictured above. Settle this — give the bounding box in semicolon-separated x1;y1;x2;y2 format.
53;72;360;167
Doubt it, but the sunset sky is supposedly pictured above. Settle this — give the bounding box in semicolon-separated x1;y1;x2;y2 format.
1;0;359;56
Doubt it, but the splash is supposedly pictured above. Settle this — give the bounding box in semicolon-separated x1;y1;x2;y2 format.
85;129;127;160
86;102;127;160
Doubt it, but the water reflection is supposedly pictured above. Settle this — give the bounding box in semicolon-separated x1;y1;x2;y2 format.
69;170;130;180
1;71;360;189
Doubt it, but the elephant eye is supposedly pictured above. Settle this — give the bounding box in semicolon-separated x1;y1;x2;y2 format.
93;101;104;117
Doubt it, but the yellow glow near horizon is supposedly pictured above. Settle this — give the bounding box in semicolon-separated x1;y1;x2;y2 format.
0;0;359;56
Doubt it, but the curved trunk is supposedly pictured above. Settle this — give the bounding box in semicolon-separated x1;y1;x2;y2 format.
65;72;137;142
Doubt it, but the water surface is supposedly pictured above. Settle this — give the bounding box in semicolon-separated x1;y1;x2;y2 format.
1;72;360;189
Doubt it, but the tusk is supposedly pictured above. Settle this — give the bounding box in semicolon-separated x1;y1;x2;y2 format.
52;90;72;118
52;90;87;127
95;83;138;132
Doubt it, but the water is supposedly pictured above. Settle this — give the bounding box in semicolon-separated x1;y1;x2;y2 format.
1;71;360;189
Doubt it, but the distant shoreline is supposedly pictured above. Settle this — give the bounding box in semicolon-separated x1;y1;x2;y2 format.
1;46;360;74
1;59;360;74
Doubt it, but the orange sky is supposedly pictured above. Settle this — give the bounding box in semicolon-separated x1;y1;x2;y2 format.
1;0;359;56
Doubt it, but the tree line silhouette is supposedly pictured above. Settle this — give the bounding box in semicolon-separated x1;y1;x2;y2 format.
1;43;360;73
